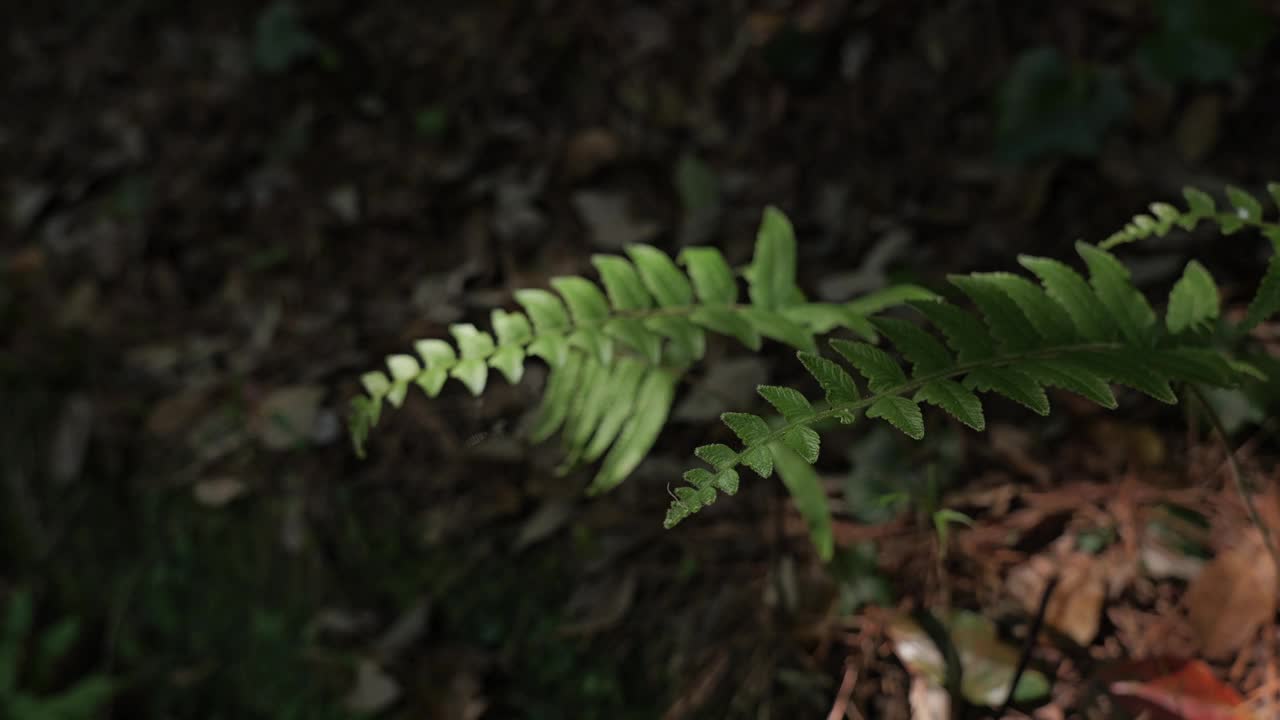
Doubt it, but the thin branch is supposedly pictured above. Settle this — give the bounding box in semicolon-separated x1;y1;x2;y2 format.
998;574;1058;716
1189;383;1280;582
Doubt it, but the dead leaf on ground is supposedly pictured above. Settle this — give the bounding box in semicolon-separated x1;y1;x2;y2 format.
1008;551;1106;646
344;658;401;714
253;385;325;450
560;570;637;636
1175;94;1221;163
908;675;949;720
571;190;660;250
886;610;1051;707
193;477;246;507
1186;530;1277;660
147;389;213;437
1106;658;1253;720
49;394;93;486
514;498;575;551
564;128;620;180
375;598;429;663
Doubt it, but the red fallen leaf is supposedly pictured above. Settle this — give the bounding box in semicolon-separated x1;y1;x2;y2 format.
1104;658;1253;720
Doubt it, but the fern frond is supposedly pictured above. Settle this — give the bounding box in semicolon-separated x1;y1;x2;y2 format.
350;208;924;477
669;234;1260;528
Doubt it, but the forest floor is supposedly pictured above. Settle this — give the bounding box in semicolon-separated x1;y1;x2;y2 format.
4;2;1280;718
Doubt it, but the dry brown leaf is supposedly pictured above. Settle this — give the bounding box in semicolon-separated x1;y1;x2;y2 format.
1175;94;1222;163
344;659;400;714
147;389;212;437
1186;531;1277;660
563;128;620;180
907;676;949;720
252;385;325;450
1009;551;1106;646
193;477;246;507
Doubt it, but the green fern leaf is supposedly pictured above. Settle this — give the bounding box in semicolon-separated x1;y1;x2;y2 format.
869;317;953;375
722;412;771;445
678;247;738;305
360;371;392;401
412;339;456;396
491;308;532;345
530;350;586;442
712;468;740;495
797;351;861;407
689;307;762;350
740;445;774;478
514;288;571;333
645;316;706;363
758;385;815;422
1243;254;1280;332
593;255;653;310
1183;187;1215;219
581;359;649;462
385;354;420;407
1166;260;1220;334
626;245;695;307
1226;185;1263;223
1145;348;1239;388
915;380;985;431
1076;243;1157;346
560;358;616;462
979;272;1078;342
348;396;378;457
591;369;678;493
525;333;569;368
748;206;799;311
771;443;833;561
782;303;876;339
908;300;993;362
1018;256;1118;340
1064;350;1176;404
448;324;495;395
552;276;612;325
963;367;1049;416
569;327;613;365
387;354;420;382
782;426;821;463
950;274;1041;351
831;339;907;392
1149;201;1182;228
740;308;817;353
489;309;531;383
1268;182;1280;211
695;443;738;470
866;396;925;439
604;318;664;364
1022;359;1117;409
845;284;940;316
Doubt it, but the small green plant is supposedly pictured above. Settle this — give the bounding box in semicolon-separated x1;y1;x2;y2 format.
0;591;113;720
352;183;1280;559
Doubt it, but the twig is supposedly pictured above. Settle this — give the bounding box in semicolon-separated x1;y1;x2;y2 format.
1189;384;1280;583
826;662;857;720
998;574;1059;716
912;608;964;720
